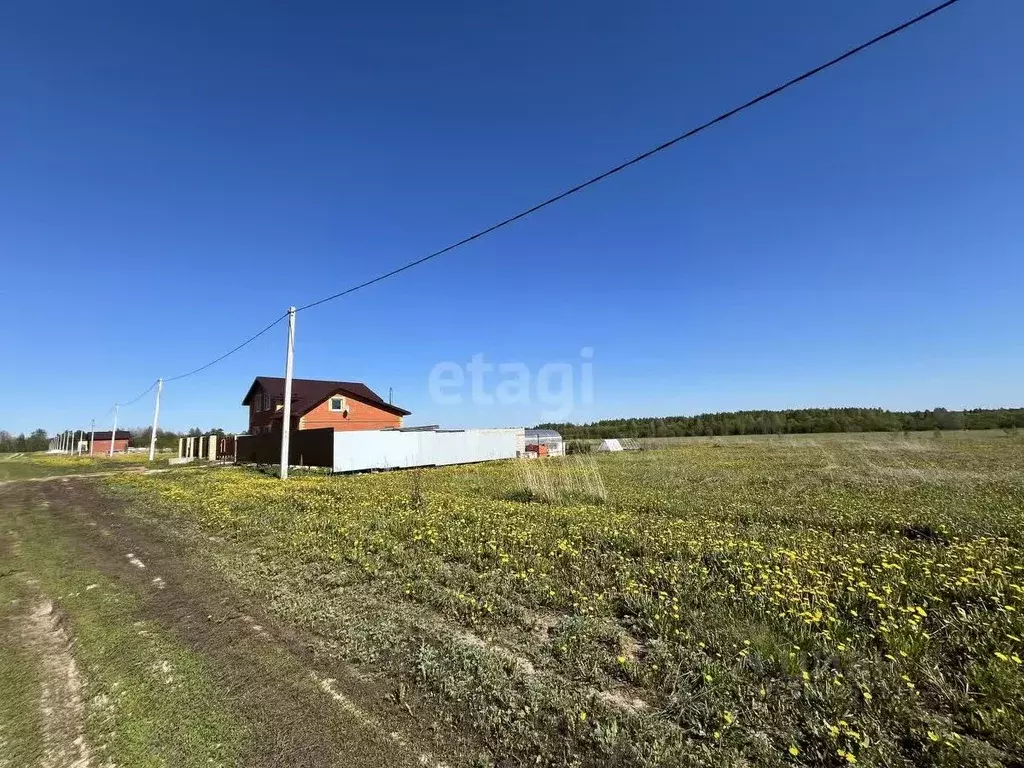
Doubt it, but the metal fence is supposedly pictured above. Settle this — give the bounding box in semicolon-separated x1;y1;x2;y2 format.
211;427;522;473
332;428;520;472
235;428;334;467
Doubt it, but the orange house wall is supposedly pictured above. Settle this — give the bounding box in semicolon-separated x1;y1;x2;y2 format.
299;396;402;432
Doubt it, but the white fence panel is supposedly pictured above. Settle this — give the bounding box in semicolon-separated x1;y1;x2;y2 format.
333;429;519;473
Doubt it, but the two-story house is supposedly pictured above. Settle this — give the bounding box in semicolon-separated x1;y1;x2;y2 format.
242;376;410;435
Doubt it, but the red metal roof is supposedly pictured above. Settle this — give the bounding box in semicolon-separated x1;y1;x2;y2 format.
241;376;411;417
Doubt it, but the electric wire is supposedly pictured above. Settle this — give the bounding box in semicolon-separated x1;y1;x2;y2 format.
79;0;961;428
93;313;286;427
296;0;961;313
163;312;289;383
117;379;159;408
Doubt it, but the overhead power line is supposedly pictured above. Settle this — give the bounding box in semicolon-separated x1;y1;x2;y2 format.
98;310;287;419
164;312;289;383
296;0;961;313
118;379;159;407
83;0;961;422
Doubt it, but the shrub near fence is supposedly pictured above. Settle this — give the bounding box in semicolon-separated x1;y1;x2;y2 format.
235;427;334;468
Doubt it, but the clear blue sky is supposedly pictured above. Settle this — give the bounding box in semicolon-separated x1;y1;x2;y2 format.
1;0;1021;435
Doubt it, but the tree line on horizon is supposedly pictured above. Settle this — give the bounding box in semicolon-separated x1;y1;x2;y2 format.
0;426;230;454
537;407;1024;439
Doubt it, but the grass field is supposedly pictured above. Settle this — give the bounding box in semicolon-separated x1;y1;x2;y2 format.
0;490;246;767
0;451;166;482
100;431;1024;766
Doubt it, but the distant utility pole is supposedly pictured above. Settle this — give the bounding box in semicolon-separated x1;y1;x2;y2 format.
279;306;296;480
109;404;119;457
71;429;78;455
149;378;163;462
89;419;95;457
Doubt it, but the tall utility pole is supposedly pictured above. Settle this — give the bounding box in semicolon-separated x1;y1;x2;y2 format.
71;429;78;455
109;405;119;457
149;378;163;462
279;306;296;480
89;419;95;457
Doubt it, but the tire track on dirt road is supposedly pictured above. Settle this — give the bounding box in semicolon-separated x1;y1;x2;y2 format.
1;479;460;768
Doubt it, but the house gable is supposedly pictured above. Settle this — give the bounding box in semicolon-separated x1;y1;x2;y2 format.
298;389;403;432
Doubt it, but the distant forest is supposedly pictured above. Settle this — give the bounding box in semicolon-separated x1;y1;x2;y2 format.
538;408;1024;439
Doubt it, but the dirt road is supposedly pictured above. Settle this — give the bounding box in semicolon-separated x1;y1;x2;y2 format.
0;478;458;767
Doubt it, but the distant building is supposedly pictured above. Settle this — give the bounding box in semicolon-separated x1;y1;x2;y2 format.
91;430;131;455
242;376;410;436
525;428;564;457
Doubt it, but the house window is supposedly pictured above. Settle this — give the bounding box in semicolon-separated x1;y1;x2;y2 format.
262;393;271;411
329;396;346;412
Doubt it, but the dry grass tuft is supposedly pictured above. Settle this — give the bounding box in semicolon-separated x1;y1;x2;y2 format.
512;455;607;504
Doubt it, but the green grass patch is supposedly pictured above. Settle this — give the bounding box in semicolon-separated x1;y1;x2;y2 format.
0;502;247;767
0;581;46;767
104;433;1024;766
0;452;171;482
